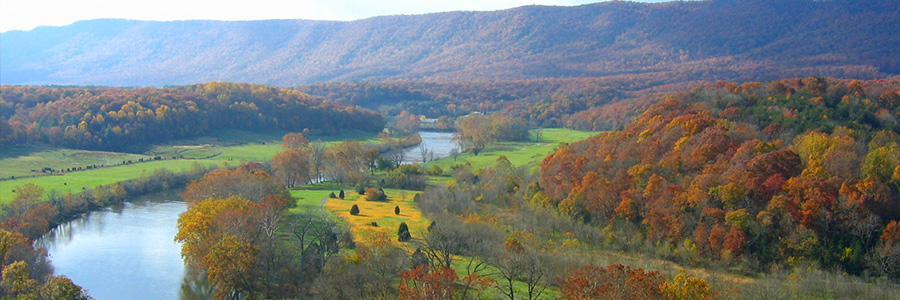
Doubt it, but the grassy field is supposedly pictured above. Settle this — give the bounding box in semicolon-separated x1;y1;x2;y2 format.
0;146;154;179
288;182;345;212
0;160;223;202
0;129;379;203
149;145;222;159
323;188;427;244
427;128;597;170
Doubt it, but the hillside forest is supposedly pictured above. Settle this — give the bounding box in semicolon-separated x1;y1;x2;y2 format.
540;77;900;277
0;82;385;151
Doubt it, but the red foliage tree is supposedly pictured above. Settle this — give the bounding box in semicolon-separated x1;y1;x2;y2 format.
557;264;665;300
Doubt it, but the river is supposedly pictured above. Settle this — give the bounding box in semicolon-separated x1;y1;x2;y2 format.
36;190;188;300
36;131;455;299
401;131;459;164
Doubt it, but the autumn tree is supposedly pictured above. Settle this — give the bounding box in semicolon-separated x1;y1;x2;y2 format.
557;264;665;300
311;231;406;299
454;114;529;154
393;110;421;136
398;265;457;300
205;234;258;299
175;194;287;298
365;187;381;201
181;165;291;206
282;132;309;149
2;260;39;297
661;270;712;300
272;148;311;188
40;275;92;300
491;233;548;300
326;140;368;185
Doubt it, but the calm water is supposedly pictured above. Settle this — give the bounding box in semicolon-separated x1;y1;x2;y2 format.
36;191;187;300
402;131;458;164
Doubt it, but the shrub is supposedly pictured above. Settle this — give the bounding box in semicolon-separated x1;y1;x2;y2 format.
395;206;401;215
350;204;360;216
339;190;345;199
398;222;411;242
356;185;366;195
371;222;378;227
329;192;337;198
365;188;380;201
427;165;443;175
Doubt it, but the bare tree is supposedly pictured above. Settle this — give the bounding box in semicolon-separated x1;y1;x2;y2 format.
489;239;548;300
309;140;327;182
533;127;544;143
387;146;406;166
450;147;460;161
288;212;346;292
418;144;431;163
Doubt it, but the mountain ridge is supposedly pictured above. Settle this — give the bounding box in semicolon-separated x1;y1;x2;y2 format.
2;0;898;86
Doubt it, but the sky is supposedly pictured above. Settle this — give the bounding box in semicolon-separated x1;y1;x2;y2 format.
0;0;668;33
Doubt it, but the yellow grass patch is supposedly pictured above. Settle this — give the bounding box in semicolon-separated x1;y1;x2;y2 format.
324;188;429;244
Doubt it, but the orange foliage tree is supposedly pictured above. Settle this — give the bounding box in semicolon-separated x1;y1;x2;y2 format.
557;264;665;300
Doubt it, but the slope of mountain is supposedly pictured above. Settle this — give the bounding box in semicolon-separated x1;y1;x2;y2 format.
1;0;898;86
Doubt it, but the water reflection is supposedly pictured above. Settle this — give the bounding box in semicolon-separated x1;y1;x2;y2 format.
36;190;189;300
180;269;214;300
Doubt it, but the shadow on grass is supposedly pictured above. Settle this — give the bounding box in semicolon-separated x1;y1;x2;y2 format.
0;145;47;160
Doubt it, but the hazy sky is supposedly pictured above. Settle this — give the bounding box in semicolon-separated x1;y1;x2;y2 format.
0;0;668;32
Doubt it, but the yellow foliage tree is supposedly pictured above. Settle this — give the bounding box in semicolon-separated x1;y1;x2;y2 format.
661;270;711;300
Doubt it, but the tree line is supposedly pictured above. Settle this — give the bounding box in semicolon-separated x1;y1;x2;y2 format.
0;82;385;151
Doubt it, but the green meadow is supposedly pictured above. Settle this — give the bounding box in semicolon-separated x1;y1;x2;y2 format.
0;129;379;203
426;128;598;170
0;128;592;203
0;146;153;179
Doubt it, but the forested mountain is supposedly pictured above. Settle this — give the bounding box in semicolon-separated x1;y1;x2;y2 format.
0;82;385;151
296;78;635;130
2;0;898;86
538;77;900;276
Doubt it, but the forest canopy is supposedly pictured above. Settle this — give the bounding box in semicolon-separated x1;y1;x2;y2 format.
0;82;385;151
538;77;900;276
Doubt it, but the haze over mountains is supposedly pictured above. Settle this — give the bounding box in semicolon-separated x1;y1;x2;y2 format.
1;0;898;86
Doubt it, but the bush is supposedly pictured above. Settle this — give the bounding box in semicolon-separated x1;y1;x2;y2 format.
371;222;378;227
398;222;411;242
427;165;443;175
356;185;366;195
395;206;401;215
329;192;337;198
398;223;411;241
350;204;360;216
339;190;345;199
365;188;380;201
378;188;388;201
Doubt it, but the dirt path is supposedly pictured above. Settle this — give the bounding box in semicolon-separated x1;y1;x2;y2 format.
318;196;328;213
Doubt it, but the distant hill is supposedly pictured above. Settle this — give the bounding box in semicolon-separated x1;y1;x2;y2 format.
2;0;898;86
